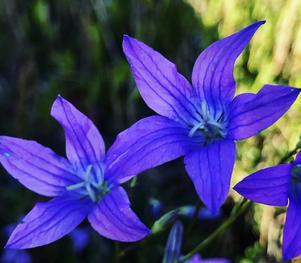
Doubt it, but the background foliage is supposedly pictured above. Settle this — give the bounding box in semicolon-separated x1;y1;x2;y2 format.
0;0;301;262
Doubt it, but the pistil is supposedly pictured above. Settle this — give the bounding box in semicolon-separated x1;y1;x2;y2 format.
66;164;110;202
189;103;226;143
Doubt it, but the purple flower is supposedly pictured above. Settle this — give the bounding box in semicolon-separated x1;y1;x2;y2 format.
0;96;150;249
234;151;301;260
1;225;31;263
1;249;31;263
108;21;300;214
186;254;231;263
69;228;90;253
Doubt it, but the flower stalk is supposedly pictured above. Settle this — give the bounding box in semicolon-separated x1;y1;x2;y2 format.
179;199;251;262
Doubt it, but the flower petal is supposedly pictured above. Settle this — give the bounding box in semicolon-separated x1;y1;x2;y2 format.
283;198;301;260
0;136;78;197
227;85;300;140
88;186;150;242
51;96;105;171
192;21;265;104
106;116;202;183
234;164;291;206
5;196;92;249
184;140;236;214
123;35;199;125
187;255;231;263
186;254;203;263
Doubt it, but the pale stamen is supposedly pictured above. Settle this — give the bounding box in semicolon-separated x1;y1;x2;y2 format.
66;164;110;202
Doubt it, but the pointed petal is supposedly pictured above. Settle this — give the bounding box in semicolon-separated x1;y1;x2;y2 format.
5;196;92;249
0;136;78;197
88;186;150;242
123;35;199;125
192;21;265;104
106;116;201;183
234;164;291;206
51;96;105;171
283;198;301;260
184;140;236;214
227;85;300;140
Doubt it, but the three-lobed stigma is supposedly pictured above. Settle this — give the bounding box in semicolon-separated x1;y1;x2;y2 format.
66;164;111;203
189;102;226;144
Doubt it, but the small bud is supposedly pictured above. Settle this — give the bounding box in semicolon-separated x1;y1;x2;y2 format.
178;205;195;218
130;176;138;188
178;205;221;220
151;209;179;234
162;221;184;263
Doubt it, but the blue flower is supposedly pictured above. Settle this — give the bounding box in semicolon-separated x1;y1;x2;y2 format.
234;151;301;260
1;225;31;263
186;254;230;263
0;96;150;249
162;221;230;263
107;21;300;214
69;227;90;253
1;249;31;263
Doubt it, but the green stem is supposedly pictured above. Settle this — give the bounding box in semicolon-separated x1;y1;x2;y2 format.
279;147;299;164
179;199;251;262
119;142;300;260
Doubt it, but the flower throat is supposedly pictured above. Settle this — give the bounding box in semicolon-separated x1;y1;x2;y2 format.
66;164;110;203
189;102;226;144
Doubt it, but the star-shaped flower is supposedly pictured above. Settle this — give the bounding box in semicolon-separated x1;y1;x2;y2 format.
0;96;150;249
234;151;301;260
186;254;230;263
107;21;300;214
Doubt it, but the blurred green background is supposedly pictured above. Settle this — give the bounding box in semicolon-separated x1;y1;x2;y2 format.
0;0;301;262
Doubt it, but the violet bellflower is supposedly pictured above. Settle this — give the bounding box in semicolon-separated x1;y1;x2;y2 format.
0;96;150;249
186;254;231;263
234;151;301;260
69;228;90;253
1;225;31;263
106;21;300;214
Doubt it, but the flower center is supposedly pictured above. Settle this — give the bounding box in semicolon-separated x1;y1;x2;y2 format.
189;102;226;144
66;164;111;203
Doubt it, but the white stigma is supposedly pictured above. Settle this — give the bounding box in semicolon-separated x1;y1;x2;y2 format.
66;164;109;202
189;102;226;142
